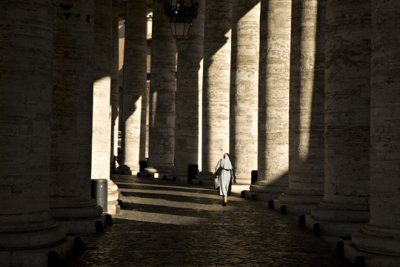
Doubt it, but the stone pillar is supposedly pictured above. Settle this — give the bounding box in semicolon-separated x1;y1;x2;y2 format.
307;1;370;237
346;1;400;265
92;0;119;215
248;0;291;200
51;0;103;234
174;0;205;179
230;0;260;185
0;1;70;265
122;0;147;175
148;0;177;175
199;0;233;180
110;1;120;172
274;0;325;216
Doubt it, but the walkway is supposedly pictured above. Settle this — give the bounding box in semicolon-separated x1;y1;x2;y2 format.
67;175;353;267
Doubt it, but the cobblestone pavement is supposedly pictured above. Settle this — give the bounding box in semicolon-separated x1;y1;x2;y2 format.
67;175;353;267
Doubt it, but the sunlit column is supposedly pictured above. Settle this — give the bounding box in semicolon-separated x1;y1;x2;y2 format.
50;0;103;233
199;0;233;179
307;0;370;237
348;1;400;264
110;1;120;171
174;0;205;179
250;0;291;199
148;0;176;174
275;0;325;216
122;0;147;174
230;0;260;185
91;0;119;215
0;1;67;262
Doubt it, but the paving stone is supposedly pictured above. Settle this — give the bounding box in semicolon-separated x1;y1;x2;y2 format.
67;176;353;267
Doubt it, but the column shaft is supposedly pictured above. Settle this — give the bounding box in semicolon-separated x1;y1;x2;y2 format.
200;0;233;177
0;0;66;258
276;0;325;215
122;0;147;174
148;0;176;174
350;0;400;261
230;0;260;185
51;0;102;233
252;0;291;198
174;0;205;179
308;0;370;237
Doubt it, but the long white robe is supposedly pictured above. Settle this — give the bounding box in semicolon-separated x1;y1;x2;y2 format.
215;153;234;196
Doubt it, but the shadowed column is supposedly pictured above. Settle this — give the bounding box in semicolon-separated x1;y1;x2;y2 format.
230;0;260;186
91;0;119;215
274;0;325;216
0;1;69;265
198;0;233;181
50;0;103;234
307;0;370;237
347;1;400;265
174;0;205;180
247;0;291;201
148;0;177;175
122;0;147;174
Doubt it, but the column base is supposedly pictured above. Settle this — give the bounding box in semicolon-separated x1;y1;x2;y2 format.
108;179;120;215
57;213;110;234
194;171;214;186
0;236;78;267
305;201;368;237
242;181;287;203
343;239;400;267
273;190;323;216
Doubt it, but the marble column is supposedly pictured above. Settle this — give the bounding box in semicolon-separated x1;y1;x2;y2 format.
174;0;205;179
92;0;119;215
110;1;120;172
274;0;325;216
0;0;70;265
230;0;260;185
122;0;147;175
50;0;103;234
307;0;370;237
148;0;177;175
199;0;233;180
346;1;400;265
248;0;292;200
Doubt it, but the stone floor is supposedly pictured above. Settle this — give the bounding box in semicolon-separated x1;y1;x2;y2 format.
66;175;353;267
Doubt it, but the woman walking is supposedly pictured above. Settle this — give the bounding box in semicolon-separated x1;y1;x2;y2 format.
215;153;236;206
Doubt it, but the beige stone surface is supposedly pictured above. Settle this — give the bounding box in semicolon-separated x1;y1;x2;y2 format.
201;0;233;176
230;0;260;184
278;0;325;215
256;0;291;194
174;0;205;178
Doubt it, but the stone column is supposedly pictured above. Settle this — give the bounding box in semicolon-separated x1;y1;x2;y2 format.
0;1;70;265
122;0;147;175
92;0;119;215
50;0;103;234
110;1;120;172
174;0;205;179
148;0;176;175
347;1;400;265
307;1;370;237
247;0;291;200
199;0;233;180
274;0;325;216
230;0;260;185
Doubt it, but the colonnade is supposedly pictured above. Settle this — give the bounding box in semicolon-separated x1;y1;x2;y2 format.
1;0;400;266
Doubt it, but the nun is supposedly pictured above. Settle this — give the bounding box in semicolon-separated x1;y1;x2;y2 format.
214;153;236;206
